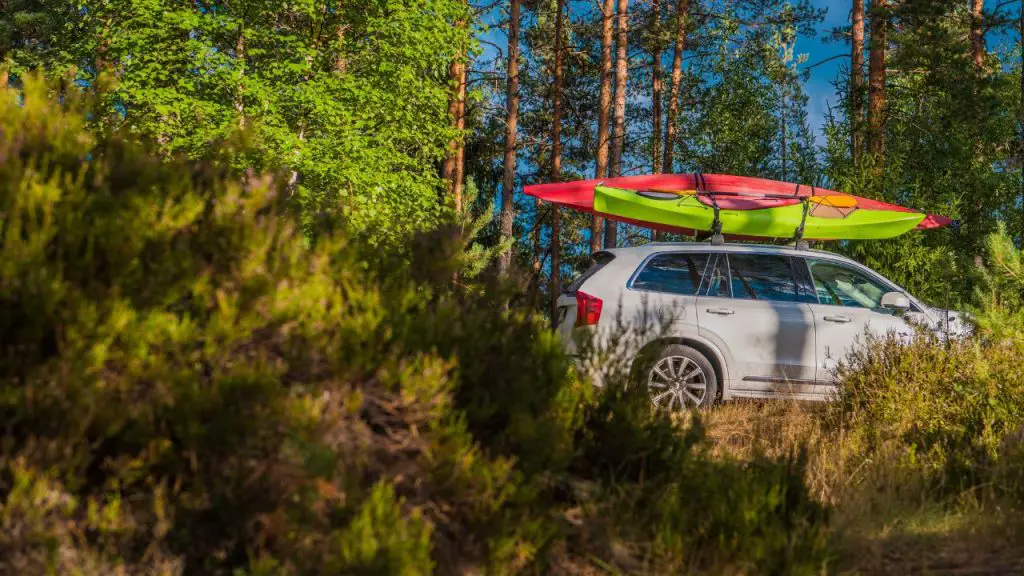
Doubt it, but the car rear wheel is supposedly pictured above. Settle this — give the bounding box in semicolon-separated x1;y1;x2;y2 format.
646;344;718;411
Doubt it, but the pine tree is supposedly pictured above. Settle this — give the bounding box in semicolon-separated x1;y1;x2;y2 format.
499;0;521;274
663;0;689;175
868;0;888;160
550;0;565;324
605;0;629;249
851;0;865;164
592;0;615;255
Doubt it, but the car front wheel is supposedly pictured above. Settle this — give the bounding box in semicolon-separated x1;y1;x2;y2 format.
645;344;718;411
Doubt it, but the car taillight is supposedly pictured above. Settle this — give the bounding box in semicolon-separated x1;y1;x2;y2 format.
575;291;603;327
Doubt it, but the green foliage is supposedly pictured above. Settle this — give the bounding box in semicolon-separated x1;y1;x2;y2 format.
0;75;833;574
822;0;1021;305
1;0;472;248
573;383;830;573
972;223;1024;342
829;226;1024;498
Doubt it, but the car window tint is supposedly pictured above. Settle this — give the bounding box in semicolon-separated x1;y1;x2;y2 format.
705;255;730;297
632;253;711;295
725;254;797;302
791;258;823;304
807;259;889;309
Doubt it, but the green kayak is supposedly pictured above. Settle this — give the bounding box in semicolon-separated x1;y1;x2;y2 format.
593;186;927;240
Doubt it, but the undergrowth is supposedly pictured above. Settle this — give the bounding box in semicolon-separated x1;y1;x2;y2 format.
0;76;830;574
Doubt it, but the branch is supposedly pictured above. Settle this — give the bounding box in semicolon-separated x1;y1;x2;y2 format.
801;53;849;71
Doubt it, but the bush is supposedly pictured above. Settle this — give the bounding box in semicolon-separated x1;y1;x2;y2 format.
0;76;830;574
827;224;1024;501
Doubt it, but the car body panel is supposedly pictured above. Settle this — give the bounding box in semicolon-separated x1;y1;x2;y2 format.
558;242;963;402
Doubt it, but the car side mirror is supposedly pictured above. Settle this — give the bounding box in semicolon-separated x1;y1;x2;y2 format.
881;291;911;311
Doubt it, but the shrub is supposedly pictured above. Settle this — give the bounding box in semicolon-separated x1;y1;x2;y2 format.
827;224;1024;500
0;75;831;574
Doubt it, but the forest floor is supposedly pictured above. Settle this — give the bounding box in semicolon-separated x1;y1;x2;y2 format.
701;401;1024;575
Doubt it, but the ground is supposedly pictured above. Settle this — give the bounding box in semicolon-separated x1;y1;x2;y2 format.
701;401;1024;575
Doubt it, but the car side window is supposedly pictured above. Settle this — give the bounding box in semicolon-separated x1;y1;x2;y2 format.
705;254;730;297
806;259;890;309
631;253;712;295
724;254;798;302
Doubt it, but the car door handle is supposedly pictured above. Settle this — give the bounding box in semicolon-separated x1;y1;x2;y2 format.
824;315;852;324
706;307;735;316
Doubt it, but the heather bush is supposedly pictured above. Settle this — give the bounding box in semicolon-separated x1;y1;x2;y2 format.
826;224;1024;500
0;76;831;574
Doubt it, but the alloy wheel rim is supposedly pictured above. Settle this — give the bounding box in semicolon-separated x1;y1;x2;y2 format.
647;356;707;410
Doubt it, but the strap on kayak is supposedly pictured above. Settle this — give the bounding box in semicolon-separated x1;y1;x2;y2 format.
694;171;724;244
709;195;724;245
791;197;810;249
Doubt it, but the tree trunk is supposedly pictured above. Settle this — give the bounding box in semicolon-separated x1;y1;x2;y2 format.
335;23;347;73
498;0;521;274
867;0;887;161
550;0;565;325
662;0;688;174
452;64;466;214
780;73;787;181
649;0;663;242
851;0;865;164
591;0;615;256
651;0;662;175
606;0;629;249
970;0;984;72
442;42;467;212
235;30;246;129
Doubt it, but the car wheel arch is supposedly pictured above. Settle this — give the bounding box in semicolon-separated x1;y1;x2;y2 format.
631;337;728;400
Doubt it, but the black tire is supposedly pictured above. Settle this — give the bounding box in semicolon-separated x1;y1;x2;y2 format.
641;344;718;410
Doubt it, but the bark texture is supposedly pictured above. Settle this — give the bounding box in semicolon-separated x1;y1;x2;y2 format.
498;0;521;274
591;0;616;255
606;0;629;249
867;0;887;160
851;0;865;163
550;0;565;325
663;0;688;174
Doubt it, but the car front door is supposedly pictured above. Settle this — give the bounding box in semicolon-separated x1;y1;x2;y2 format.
799;257;914;384
695;252;818;393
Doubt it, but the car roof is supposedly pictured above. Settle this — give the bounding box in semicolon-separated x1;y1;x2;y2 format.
599;241;850;261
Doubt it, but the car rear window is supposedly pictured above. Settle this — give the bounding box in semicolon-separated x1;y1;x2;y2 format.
567;251;615;293
630;252;712;295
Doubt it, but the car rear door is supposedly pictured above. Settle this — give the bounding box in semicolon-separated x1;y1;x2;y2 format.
798;256;914;384
695;252;818;393
626;251;714;332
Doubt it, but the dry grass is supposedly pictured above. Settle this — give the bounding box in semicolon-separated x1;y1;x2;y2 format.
699;399;1024;575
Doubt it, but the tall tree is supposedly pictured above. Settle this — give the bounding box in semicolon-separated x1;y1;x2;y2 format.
867;0;888;160
605;0;629;249
442;10;468;213
662;0;688;173
970;0;984;71
851;0;865;164
651;0;663;175
499;0;521;274
550;0;565;324
591;0;615;255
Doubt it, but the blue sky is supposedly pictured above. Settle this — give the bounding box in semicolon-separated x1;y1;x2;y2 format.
795;0;848;144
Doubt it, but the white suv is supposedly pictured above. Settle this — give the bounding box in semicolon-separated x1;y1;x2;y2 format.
557;243;967;409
